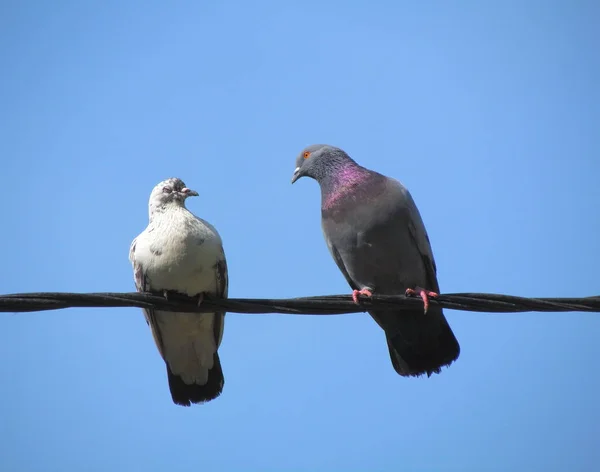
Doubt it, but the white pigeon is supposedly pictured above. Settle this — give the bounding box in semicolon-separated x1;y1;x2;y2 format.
129;178;228;406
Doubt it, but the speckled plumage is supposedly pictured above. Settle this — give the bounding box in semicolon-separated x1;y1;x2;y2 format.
129;178;228;405
292;145;460;377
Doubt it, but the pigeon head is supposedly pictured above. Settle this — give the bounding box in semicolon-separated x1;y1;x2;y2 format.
148;177;198;217
291;144;358;184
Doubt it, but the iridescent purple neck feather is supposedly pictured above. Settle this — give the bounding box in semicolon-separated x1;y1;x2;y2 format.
320;161;371;210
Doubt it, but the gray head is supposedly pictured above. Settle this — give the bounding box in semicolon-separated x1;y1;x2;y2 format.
291;144;357;184
148;177;198;217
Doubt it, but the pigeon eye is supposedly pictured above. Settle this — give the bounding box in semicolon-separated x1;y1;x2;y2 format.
303;151;311;159
162;186;172;193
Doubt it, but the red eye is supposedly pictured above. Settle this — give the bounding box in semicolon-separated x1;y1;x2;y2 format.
303;151;311;159
162;186;172;193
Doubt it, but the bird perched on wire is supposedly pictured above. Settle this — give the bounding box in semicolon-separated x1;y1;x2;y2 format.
129;178;228;406
291;145;460;377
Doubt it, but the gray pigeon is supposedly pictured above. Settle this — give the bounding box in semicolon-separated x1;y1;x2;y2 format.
129;178;228;405
291;145;460;377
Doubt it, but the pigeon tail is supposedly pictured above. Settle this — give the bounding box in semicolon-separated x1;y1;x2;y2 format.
370;307;460;377
166;353;224;406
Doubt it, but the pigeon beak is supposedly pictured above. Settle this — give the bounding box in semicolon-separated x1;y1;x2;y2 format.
291;167;301;184
182;188;199;197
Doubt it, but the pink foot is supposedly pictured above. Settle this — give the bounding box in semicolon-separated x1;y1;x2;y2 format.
352;288;373;304
405;287;439;314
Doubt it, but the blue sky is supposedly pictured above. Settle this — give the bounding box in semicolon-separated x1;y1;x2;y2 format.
1;1;599;470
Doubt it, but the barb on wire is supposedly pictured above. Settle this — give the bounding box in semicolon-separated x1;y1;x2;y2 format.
0;291;599;315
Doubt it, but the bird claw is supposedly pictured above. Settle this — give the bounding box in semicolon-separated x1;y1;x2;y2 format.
405;287;438;314
352;288;373;304
162;290;204;307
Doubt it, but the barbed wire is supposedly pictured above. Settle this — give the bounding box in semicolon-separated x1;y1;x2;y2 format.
1;291;599;315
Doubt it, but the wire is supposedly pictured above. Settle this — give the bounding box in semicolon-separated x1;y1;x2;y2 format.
1;291;599;314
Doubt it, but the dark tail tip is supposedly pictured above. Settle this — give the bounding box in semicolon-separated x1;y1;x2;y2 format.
384;310;461;377
387;332;460;377
166;353;225;406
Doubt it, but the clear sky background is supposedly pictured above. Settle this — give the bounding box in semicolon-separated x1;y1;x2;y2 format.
1;1;599;471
